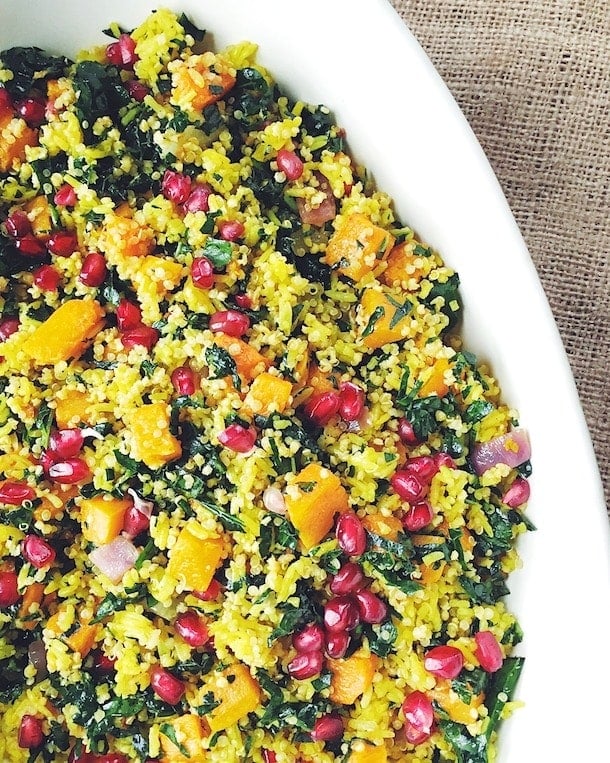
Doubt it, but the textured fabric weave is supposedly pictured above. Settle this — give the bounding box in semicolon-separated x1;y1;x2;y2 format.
391;0;610;509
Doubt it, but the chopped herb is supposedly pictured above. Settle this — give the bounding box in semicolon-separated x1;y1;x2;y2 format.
362;305;385;337
160;723;190;757
205;344;241;391
202;238;233;269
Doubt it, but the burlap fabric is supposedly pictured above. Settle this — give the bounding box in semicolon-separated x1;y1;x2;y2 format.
391;0;610;510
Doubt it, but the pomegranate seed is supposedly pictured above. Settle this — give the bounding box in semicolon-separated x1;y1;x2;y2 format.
22;535;56;569
122;505;150;538
93;651;116;672
276;149;304;181
116;299;141;331
301;390;340;427
311;713;344;742
404;722;432;746
33;264;60;291
262;750;277;763
190;256;215;289
354;588;388;624
15;98;45;126
175;611;210;647
287;650;323;680
218;220;245;241
106;34;138;68
18;714;44;749
47;230;78;257
502;476;531;507
338;381;365;422
325;630;350;659
183;184;212;213
233;293;251;309
434;452;456;470
0;87;13;111
424;645;464;679
5;210;31;237
330;562;365;596
218;423;257;453
149;665;185;705
162;169;192;204
336;512;367;557
323;596;360;633
192;578;221;601
54;184;77;207
0;317;20;341
292;622;325;653
79;252;107;287
120;324;159;351
397;417;420;446
0;570;20;607
391;470;426;503
126;80;149;101
0;480;36;505
15;234;46;256
209;309;250;338
402;500;434;532
48;428;84;459
171;366;197;396
405;455;437;483
474;630;504;673
47;457;91;484
402;690;434;743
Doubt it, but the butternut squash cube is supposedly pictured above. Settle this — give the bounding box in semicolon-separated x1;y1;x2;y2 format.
25;196;52;237
418;356;450;398
167;527;224;592
159;714;207;763
361;513;403;542
285;462;349;550
139;255;186;295
128;402;182;469
381;240;430;288
171;53;236;113
430;678;483;724
348;741;388;763
54;389;95;429
324;213;395;283
242;372;292;416
22;299;105;365
212;334;270;384
329;649;379;705
0;115;38;173
208;663;261;734
65;620;100;657
80;495;132;546
358;289;413;350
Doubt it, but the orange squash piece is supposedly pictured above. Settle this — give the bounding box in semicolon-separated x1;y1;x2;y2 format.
128;402;182;469
105;214;156;258
79;495;132;546
358;289;412;350
381;240;427;287
167;527;224;592
361;513;403;542
329;649;379;705
140;255;186;295
418;357;450;398
430;679;483;724
171;53;236;112
324;213;395;282
65;620;100;657
208;663;261;734
348;741;388;763
54;390;95;429
241;372;293;416
285;462;349;550
0;115;38;173
212;334;270;384
159;714;207;763
22;299;105;365
24;196;53;237
19;582;45;629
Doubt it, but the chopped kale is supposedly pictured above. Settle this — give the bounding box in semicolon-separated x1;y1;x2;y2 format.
423;272;462;330
73;60;129;126
0;46;69;98
205;344;241;391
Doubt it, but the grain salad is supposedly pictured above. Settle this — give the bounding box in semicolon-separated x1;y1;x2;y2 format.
0;9;533;762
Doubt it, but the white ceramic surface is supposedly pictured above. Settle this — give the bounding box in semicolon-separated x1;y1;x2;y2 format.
2;1;609;760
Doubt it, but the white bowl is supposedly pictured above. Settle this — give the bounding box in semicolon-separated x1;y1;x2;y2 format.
2;1;609;760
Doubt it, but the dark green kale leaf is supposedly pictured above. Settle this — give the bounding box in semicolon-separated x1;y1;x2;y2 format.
0;46;69;98
229;67;277;129
205;344;241;391
73;60;129;125
423;272;462;330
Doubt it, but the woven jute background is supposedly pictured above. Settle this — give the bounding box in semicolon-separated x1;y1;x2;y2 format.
391;0;610;510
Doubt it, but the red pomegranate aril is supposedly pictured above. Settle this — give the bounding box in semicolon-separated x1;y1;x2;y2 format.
276;148;304;181
122;505;150;538
116;299;141;331
192;577;221;601
434;452;456;470
234;293;252;309
405;455;437;482
391;470;426;503
218;423;257;453
162;169;192;204
311;713;344;742
47;230;78;257
0;570;20;607
149;665;185;705
15;98;45;126
0;480;36;505
175;611;210;648
49;428;84;459
404;722;432;746
209;309;250;338
301;390;340;427
5;210;31;238
330;561;365;596
292;622;325;653
183;183;212;213
22;535;56;569
79;252;107;287
262;750;277;763
218;220;245;241
54;184;77;207
171;366;197;396
402;690;434;739
106;34;138;68
18;714;44;749
33;264;60;291
403;500;434;533
397;417;420;446
338;381;365;422
502;476;531;507
323;596;360;633
287;650;324;680
190;257;215;289
48;457;91;484
0;317;20;341
121;324;159;351
126;80;149;101
424;645;464;679
336;512;367;557
354;588;387;624
93;651;116;673
15;234;46;256
325;630;350;659
474;630;504;673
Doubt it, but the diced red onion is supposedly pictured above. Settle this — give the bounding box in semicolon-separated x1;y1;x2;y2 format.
89;537;139;584
471;428;531;476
